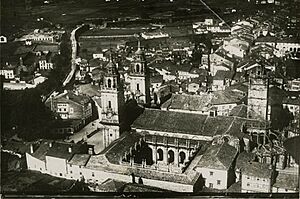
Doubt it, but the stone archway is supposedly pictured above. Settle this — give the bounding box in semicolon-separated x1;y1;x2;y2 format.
179;151;186;164
143;146;153;165
157;148;163;161
168;150;174;164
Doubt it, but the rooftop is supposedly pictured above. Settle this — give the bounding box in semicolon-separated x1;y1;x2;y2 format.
68;154;91;166
236;151;257;170
161;91;244;112
132;108;266;138
32;140;88;161
76;83;101;97
101;131;143;165
52;90;91;105
33;44;59;53
273;172;299;191
196;142;238;170
242;162;273;179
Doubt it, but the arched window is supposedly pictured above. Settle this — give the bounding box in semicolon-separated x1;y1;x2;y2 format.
108;79;112;88
179;151;186;164
136;64;140;73
157;149;163;161
108;101;111;109
168;150;174;163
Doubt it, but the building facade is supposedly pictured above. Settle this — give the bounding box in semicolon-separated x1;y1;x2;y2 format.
100;56;125;147
128;42;150;104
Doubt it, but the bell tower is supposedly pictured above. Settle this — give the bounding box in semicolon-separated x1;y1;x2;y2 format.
100;53;125;147
128;40;150;105
247;64;269;121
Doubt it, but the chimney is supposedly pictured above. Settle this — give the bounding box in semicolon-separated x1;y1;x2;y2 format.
30;144;34;154
68;146;72;153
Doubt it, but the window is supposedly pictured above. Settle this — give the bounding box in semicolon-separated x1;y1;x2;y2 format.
247;183;250;186
257;178;260;181
137;83;140;91
59;173;62;176
70;171;73;174
110;133;113;137
92;172;95;177
217;180;221;185
108;79;112;88
210;171;214;176
108;101;112;109
209;183;213;188
80;172;82;175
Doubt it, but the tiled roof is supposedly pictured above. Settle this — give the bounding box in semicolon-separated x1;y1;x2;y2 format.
133;108;267;138
33;44;59;53
236;151;257;170
242;162;273;179
214;70;242;81
32;140;88;161
3;141;32;154
196;142;238;170
229;104;248;118
132;108;208;136
76;84;101;97
68;154;91;166
273;173;299;191
45;141;86;161
54;90;91;105
161;91;244;112
101;131;143;164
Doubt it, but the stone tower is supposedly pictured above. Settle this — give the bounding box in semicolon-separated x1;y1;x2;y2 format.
128;41;150;105
247;64;269;120
100;54;125;147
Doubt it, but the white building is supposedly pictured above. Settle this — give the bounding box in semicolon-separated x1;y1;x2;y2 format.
241;162;274;193
195;143;238;190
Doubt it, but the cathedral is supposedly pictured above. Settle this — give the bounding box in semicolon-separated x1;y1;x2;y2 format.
25;43;290;193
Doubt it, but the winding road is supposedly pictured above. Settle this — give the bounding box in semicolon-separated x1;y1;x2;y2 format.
62;25;84;87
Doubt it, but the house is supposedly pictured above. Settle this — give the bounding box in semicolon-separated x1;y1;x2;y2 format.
33;44;60;56
161;90;245;116
195;142;238;190
210;63;231;76
272;172;299;193
255;36;300;57
38;52;54;70
210;50;235;70
0;64;16;80
285;78;300;92
235;151;257;182
223;37;250;58
46;90;92;122
241;162;274;193
26;140;91;178
212;71;243;91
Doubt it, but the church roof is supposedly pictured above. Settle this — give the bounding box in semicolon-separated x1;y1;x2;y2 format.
132;108;267;138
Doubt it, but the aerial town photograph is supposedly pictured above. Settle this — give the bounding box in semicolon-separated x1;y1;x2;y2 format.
0;0;299;198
